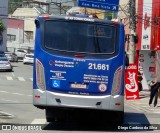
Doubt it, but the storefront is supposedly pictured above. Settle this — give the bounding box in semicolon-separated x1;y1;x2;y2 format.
136;0;160;90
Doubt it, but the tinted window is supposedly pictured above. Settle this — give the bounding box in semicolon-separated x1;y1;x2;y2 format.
26;55;34;58
44;21;116;54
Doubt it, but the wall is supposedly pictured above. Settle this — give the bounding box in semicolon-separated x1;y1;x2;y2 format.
7;18;24;50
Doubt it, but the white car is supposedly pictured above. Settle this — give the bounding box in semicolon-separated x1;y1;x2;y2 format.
23;53;34;64
5;52;18;62
15;49;28;59
0;56;13;72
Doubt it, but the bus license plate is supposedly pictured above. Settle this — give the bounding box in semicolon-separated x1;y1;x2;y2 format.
71;84;87;89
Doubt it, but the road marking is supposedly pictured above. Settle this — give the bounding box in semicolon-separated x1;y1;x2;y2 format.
31;119;46;124
6;76;13;80
0;91;9;93
0;111;15;118
0;98;19;103
18;77;25;81
12;93;24;96
0;90;32;97
152;111;160;113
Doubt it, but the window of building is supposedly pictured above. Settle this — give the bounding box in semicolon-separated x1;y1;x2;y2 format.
7;34;16;42
25;31;33;41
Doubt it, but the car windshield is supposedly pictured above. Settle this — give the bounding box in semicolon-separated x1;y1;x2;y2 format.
26;55;34;58
44;20;117;54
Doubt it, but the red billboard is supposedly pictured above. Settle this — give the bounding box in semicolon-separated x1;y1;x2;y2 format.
125;64;140;100
136;0;160;50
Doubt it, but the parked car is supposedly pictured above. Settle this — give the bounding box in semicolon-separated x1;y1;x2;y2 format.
5;52;18;62
28;49;34;54
15;49;28;59
0;57;13;72
23;53;34;64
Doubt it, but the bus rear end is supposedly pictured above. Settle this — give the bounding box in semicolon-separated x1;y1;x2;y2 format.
33;15;125;123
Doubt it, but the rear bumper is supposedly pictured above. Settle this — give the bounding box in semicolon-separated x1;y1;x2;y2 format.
23;59;33;63
33;89;124;112
0;66;12;70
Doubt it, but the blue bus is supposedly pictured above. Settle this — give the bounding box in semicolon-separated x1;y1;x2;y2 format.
33;14;127;123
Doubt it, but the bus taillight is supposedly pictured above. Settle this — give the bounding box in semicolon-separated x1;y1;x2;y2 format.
111;66;122;96
36;59;46;91
74;53;85;58
39;14;49;18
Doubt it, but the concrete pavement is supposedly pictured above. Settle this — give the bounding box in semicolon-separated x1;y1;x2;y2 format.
125;91;160;114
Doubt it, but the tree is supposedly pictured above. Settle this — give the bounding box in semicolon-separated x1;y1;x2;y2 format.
9;0;23;14
0;19;6;45
0;19;5;33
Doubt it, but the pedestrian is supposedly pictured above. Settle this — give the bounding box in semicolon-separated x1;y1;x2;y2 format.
148;80;160;107
138;71;143;91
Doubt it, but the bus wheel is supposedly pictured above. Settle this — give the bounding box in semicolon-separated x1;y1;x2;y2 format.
115;111;124;124
46;109;56;122
45;108;66;123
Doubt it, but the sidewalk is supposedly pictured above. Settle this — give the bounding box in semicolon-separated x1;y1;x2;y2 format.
125;91;160;113
139;90;150;99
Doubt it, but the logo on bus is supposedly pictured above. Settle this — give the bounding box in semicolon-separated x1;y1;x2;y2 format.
52;80;60;88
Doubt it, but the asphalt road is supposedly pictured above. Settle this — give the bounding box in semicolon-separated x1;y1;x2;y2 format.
0;62;160;132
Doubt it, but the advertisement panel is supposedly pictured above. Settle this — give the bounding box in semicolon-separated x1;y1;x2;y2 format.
137;0;152;50
138;50;155;90
125;64;140;100
155;52;160;82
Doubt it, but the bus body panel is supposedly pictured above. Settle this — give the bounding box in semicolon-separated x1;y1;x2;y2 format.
33;89;124;111
35;56;123;95
33;15;125;114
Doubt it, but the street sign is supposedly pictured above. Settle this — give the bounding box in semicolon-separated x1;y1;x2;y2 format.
78;0;120;12
125;64;140;100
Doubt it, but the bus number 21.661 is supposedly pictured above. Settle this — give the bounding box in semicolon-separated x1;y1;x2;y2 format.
88;63;109;70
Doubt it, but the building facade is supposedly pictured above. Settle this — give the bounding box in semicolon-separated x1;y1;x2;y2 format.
136;0;160;90
0;0;8;52
7;7;40;50
7;18;24;51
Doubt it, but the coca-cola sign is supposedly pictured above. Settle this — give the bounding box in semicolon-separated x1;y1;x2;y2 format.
125;64;140;100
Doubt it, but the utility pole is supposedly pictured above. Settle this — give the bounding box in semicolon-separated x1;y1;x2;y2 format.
128;0;136;64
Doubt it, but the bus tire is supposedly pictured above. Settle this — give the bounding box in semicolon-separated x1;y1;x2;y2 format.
45;108;66;123
115;111;124;124
46;109;56;122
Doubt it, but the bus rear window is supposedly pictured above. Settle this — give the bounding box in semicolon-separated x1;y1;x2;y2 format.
44;21;117;54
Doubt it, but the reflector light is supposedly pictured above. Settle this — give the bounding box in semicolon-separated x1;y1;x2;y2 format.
74;54;85;58
36;59;46;90
111;66;123;96
115;103;121;106
35;95;40;98
39;14;49;18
